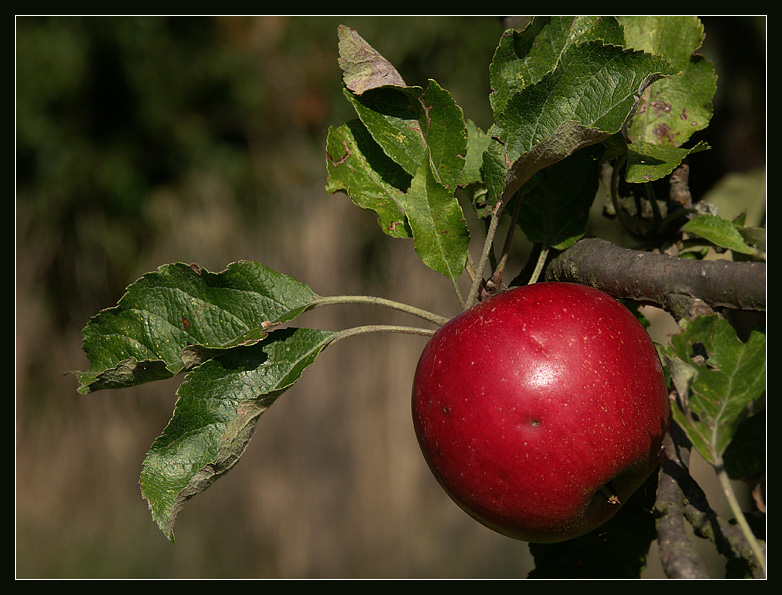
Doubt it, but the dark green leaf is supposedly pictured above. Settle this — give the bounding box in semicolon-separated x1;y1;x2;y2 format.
484;38;676;205
140;327;335;541
516;144;602;249
405;151;470;284
489;16;626;115
76;261;319;393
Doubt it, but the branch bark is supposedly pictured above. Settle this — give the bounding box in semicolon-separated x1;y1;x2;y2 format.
655;415;766;578
544;238;766;320
654;416;711;578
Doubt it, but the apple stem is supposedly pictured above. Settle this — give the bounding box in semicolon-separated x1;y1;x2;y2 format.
599;483;622;505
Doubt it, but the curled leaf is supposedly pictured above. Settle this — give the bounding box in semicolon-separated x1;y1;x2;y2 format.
337;24;406;94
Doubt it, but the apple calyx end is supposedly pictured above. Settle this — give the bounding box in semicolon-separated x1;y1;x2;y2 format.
599;483;622;506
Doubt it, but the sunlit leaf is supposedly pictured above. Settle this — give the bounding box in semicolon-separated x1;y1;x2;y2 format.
484;36;676;205
140;327;335;541
76;261;319;393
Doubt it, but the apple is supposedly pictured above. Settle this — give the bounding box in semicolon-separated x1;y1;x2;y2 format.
411;282;669;543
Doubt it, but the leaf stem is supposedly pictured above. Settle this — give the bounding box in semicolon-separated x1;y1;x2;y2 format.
610;156;646;236
644;181;663;225
326;324;436;347
313;295;450;326
491;191;523;288
714;457;766;577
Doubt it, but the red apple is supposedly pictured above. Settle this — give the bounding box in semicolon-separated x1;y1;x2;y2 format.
412;282;669;543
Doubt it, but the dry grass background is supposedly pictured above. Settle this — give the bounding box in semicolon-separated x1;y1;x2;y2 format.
16;16;765;578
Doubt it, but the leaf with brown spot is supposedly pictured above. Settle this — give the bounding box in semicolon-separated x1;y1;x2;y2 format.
337;24;406;95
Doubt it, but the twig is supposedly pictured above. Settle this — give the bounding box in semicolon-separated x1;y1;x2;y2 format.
656;417;767;578
655;418;711;578
491;190;524;288
465;201;503;309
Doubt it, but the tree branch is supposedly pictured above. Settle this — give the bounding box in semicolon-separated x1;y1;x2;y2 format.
654;416;711;578
655;414;766;578
544;238;766;319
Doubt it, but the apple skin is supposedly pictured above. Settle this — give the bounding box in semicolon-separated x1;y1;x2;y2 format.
412;282;669;543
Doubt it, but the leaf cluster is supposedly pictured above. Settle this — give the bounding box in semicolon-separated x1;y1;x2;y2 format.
73;16;765;577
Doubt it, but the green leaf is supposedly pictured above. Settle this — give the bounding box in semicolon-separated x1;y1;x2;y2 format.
662;315;766;465
405;151;470;284
626;55;715;147
418;80;469;190
489;16;626;115
140;327;335;541
620;16;704;70
460;119;491;187
515;144;602;250
335;27;468;188
484;37;676;205
332;29;472;281
343;85;427;177
325;120;412;238
620;16;716;180
681;213;758;255
75;261;319;393
343;79;468;190
625;139;710;183
723;410;765;481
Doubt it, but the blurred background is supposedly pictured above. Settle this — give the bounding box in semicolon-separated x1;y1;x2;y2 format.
16;16;765;578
